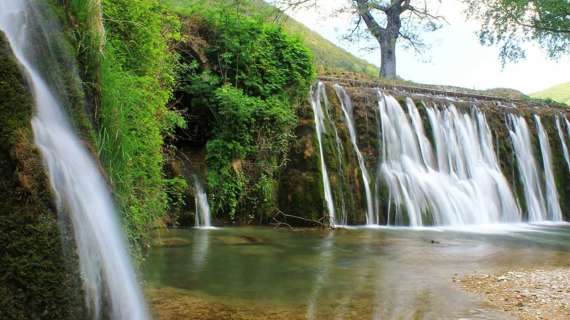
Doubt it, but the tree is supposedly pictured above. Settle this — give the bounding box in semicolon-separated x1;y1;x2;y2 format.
275;0;444;79
465;0;570;64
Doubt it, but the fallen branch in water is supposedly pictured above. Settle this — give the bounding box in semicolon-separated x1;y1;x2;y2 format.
270;209;326;229
270;216;293;230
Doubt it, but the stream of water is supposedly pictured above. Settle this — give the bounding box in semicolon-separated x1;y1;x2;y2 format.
334;85;375;225
0;1;148;319
193;175;212;228
310;82;337;227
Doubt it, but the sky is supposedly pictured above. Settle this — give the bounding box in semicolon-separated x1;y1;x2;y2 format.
281;0;570;94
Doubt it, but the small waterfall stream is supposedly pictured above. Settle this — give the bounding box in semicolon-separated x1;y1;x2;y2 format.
310;82;337;226
556;115;570;172
508;114;548;222
334;85;375;225
322;90;349;225
0;1;148;319
193;175;213;228
534;115;563;221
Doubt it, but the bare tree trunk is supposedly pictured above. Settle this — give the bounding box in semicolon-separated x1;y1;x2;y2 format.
355;0;401;79
380;35;397;79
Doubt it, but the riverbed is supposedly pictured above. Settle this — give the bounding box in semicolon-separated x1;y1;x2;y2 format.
144;224;570;319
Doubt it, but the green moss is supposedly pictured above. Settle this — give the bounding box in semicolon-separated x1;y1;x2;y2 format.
0;32;85;320
277;114;325;225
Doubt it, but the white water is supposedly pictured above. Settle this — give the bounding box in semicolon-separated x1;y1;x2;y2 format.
556;115;570;172
508;114;548;222
193;175;212;228
0;1;149;319
377;92;520;226
310;82;337;227
334;85;375;225
320;87;348;225
534;115;563;221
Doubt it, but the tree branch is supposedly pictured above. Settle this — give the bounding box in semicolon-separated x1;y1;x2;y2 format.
355;0;387;39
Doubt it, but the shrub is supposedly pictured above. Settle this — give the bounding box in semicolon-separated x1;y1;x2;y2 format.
175;6;315;221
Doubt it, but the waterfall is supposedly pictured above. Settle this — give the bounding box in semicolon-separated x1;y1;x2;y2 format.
334;85;375;225
193;175;212;228
508;114;548;222
0;1;149;319
377;92;520;226
310;82;337;227
556;115;570;172
321;90;349;225
534;115;563;221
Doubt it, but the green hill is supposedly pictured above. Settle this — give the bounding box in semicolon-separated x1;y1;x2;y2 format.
532;82;570;105
162;0;379;77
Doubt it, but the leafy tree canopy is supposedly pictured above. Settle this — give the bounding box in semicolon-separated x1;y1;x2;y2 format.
466;0;570;64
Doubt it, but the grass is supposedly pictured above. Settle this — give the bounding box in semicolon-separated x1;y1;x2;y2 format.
532;82;570;106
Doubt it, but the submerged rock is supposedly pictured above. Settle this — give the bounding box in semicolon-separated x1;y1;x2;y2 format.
217;235;269;245
154;237;193;248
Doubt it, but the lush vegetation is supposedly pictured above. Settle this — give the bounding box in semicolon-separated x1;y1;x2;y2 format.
164;0;378;76
58;0;316;233
532;82;570;106
173;3;315;221
62;0;185;247
466;0;570;64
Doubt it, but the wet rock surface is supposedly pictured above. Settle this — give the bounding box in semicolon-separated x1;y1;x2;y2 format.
457;268;570;320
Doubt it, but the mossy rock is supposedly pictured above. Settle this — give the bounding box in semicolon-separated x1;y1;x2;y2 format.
277;110;326;225
0;32;85;320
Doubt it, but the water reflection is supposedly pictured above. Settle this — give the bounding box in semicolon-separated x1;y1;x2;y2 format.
144;225;570;319
306;231;334;319
191;229;210;273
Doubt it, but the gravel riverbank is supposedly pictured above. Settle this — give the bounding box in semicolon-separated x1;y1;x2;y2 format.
457;268;570;320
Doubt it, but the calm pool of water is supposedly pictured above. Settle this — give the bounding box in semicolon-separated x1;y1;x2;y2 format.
144;224;570;319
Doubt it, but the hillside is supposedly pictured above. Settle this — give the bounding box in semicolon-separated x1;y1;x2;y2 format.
163;0;379;77
532;82;570;105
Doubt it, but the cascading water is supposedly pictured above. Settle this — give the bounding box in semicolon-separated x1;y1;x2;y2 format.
508;114;548;222
0;1;148;319
334;85;375;225
311;82;337;227
377;92;520;226
556;115;570;172
193;175;212;228
321;89;349;225
534;115;563;221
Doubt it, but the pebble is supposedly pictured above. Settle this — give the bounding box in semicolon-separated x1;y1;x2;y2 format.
458;268;570;320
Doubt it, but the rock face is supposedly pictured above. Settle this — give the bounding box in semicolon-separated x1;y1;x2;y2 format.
279;81;570;225
0;32;85;319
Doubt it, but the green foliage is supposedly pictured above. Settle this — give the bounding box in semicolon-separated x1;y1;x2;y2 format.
206;86;297;218
466;0;570;64
174;5;315;220
164;176;189;224
532;82;570;106
96;0;184;246
163;0;378;77
63;0;185;247
202;9;314;99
